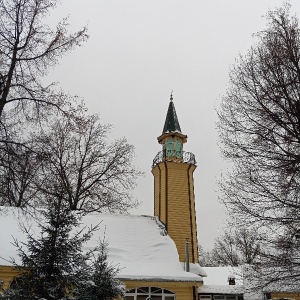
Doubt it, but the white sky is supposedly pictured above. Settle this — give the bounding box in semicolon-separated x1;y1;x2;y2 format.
46;0;300;250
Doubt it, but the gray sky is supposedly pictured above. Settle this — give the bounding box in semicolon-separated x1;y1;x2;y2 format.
47;0;300;250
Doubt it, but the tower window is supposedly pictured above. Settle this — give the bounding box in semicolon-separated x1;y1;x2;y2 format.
175;140;182;157
166;139;175;157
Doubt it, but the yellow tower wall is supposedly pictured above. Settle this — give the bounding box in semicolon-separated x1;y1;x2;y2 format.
152;161;198;263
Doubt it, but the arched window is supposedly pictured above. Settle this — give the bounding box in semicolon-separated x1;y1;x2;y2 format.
125;286;176;300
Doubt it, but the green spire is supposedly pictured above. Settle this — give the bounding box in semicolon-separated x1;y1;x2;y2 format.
162;93;182;134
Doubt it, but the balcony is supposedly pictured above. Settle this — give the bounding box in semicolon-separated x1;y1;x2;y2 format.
152;150;196;168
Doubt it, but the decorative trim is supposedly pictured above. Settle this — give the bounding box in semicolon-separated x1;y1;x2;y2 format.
192;171;199;263
187;164;195;262
158;163;162;218
193;286;197;300
164;161;168;231
152;151;196;168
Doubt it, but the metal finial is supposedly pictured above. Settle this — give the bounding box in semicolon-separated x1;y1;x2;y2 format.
170;90;173;101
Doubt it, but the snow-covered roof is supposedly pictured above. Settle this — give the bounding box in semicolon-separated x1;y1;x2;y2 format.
0;207;202;283
198;284;244;294
181;263;207;277
198;267;244;295
202;267;243;285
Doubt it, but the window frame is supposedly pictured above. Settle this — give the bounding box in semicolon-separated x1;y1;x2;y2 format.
125;286;176;300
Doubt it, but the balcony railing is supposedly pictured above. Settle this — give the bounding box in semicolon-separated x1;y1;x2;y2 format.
152;150;196;168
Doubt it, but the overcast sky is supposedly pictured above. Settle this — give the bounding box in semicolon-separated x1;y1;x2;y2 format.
46;0;300;250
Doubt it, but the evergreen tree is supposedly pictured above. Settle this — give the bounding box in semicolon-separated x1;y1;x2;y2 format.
81;240;125;300
5;201;96;300
4;200;125;300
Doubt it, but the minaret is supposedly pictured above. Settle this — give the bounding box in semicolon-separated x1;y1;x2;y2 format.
152;93;199;264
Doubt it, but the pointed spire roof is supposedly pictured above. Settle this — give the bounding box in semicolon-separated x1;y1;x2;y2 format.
162;93;182;134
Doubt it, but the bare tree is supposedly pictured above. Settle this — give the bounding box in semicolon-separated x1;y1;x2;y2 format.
0;143;41;207
0;1;141;213
30;115;140;213
0;0;88;124
211;231;240;267
0;115;140;212
198;244;217;267
0;0;91;210
218;4;300;287
0;114;44;208
209;228;261;267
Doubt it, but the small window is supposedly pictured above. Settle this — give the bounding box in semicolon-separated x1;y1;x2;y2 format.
200;296;212;299
166;139;175;157
167;139;174;149
175;140;182;157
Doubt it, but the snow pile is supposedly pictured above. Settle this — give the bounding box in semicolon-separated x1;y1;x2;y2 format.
181;262;207;277
0;207;202;282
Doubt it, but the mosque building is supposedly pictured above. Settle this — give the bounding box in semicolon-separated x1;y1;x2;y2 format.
0;95;251;300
